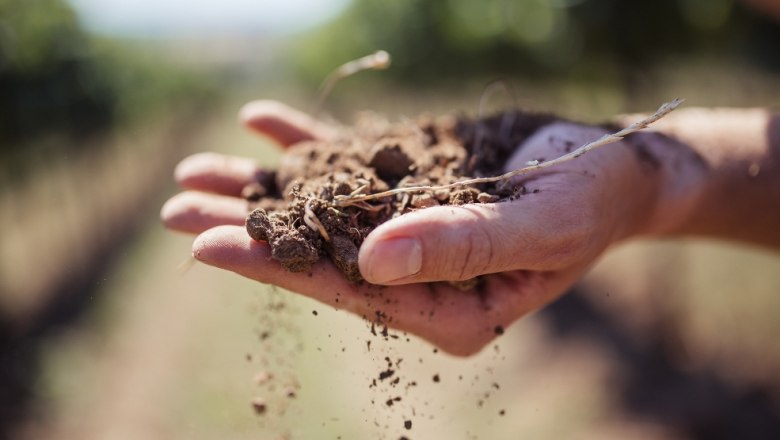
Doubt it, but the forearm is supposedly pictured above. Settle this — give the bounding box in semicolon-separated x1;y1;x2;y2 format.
625;108;780;248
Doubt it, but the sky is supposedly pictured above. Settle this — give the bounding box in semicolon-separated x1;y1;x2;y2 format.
67;0;351;37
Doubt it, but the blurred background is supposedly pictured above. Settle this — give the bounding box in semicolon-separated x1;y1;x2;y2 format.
1;0;779;439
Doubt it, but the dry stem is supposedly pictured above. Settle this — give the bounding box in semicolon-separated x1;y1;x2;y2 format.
303;198;330;241
333;98;684;207
314;50;391;113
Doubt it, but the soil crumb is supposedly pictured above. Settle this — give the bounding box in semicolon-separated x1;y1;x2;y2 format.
251;397;267;415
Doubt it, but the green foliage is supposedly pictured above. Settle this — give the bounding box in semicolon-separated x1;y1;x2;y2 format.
0;0;214;153
87;38;216;127
292;0;778;86
0;0;113;142
0;0;85;72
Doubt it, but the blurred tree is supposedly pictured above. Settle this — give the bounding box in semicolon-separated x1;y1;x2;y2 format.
0;0;215;182
293;0;780;85
0;0;116;144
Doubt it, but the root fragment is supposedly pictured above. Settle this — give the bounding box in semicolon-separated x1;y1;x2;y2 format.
303;198;331;242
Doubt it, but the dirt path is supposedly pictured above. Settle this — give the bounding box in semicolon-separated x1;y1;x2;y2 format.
32;231;227;440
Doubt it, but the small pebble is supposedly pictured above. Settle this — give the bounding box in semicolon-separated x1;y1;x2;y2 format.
477;192;499;203
411;193;438;208
434;189;450;202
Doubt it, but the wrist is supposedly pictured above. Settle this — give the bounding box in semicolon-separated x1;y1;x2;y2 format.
625;130;708;238
617;108;779;247
662;109;778;246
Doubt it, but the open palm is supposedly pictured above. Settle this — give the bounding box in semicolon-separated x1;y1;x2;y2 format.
162;100;660;355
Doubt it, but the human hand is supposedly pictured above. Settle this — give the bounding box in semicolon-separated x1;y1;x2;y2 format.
162;101;667;356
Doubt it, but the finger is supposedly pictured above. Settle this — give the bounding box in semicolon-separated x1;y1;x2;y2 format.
192;226;556;356
161;191;247;234
174;152;266;197
239;100;336;147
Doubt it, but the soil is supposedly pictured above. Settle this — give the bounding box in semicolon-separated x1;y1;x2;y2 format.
244;111;557;283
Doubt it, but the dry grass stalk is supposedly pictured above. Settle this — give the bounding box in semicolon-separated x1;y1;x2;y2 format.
314;50;392;113
303;199;331;241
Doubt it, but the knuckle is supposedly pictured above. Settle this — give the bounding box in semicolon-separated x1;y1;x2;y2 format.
438;210;495;281
545;205;599;265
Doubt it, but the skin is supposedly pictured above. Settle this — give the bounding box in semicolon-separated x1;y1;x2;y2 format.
744;0;780;21
161;100;780;356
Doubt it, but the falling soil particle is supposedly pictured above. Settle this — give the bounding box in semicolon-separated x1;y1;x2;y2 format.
253;370;273;385
251;397;267;415
404;420;412;430
243;112;557;283
379;369;396;381
432;374;440;383
494;325;504;335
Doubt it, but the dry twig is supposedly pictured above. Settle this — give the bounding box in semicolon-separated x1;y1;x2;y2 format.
303;199;330;241
314;50;391;114
332;98;684;207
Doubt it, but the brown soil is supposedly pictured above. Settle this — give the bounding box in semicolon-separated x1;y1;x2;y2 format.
244;111;557;283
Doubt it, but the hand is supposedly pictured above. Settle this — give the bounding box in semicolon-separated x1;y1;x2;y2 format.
161;100;665;356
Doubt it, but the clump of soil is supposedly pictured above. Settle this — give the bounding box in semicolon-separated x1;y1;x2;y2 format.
244;111;557;282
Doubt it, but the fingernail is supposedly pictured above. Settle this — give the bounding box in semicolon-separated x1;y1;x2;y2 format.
192;233;210;263
367;237;422;283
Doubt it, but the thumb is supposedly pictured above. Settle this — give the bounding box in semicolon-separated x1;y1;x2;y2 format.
358;122;638;285
358;198;595;285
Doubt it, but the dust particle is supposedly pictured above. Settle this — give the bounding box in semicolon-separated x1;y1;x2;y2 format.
404;420;412;430
379;369;395;381
251;397;267;415
253;370;273;385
